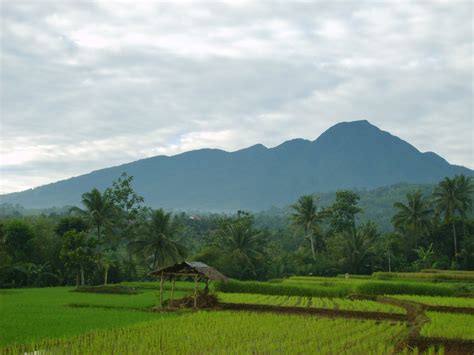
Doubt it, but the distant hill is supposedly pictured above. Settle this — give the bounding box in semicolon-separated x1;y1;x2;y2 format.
1;120;471;211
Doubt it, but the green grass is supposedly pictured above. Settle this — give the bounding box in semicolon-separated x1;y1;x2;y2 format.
218;293;405;314
392;295;474;308
0;287;187;347
2;311;408;354
421;312;474;340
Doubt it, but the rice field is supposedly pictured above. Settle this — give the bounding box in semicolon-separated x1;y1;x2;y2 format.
392;295;474;309
421;312;474;340
0;287;184;347
218;292;406;314
2;311;408;355
2;275;472;354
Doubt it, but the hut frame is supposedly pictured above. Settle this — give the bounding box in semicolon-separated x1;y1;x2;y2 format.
149;261;227;309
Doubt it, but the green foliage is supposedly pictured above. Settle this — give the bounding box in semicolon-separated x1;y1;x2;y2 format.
60;231;97;286
328;190;362;233
131;209;186;270
337;222;379;274
291;195;323;259
3;219;34;263
55;216;90;237
392;190;433;249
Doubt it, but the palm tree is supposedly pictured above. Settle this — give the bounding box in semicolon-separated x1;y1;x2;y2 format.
392;190;433;249
339;223;377;274
291;195;322;260
223;221;262;276
433;175;474;263
133;209;186;270
75;188;114;245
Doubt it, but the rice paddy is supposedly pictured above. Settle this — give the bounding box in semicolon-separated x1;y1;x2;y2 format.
392;294;474;309
2;273;473;354
218;292;406;314
3;311;407;355
421;312;474;340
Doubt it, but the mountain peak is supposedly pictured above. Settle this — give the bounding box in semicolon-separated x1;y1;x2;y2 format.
0;120;471;210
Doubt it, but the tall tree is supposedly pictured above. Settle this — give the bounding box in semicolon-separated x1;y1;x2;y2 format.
329;191;362;233
433;175;474;263
291;195;322;260
105;173;147;279
133;209;186;270
75;188;114;245
60;230;97;286
221;213;263;278
338;222;378;274
4;219;35;263
392;190;433;249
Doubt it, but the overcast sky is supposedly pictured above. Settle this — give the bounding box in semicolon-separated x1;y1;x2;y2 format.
0;0;472;194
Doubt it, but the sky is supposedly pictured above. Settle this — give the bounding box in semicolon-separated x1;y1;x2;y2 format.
1;0;472;194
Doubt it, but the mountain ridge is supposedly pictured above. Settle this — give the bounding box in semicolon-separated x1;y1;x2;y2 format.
1;120;472;210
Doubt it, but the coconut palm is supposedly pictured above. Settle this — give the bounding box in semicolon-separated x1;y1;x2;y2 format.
291;195;322;260
133;209;186;270
392;190;433;248
339;223;377;274
433;175;474;262
73;188;114;245
223;220;262;275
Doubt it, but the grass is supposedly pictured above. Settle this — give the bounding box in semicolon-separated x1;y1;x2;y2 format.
2;311;409;354
421;312;474;340
0;287;187;347
392;295;474;308
218;293;406;314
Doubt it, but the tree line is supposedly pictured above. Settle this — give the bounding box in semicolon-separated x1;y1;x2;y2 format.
0;173;472;287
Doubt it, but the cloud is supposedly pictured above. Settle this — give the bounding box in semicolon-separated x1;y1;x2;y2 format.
1;0;472;194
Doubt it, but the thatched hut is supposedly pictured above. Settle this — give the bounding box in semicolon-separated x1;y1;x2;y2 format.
149;261;227;309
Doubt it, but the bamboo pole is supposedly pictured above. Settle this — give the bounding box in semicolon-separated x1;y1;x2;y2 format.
159;272;164;311
170;277;175;308
193;274;198;308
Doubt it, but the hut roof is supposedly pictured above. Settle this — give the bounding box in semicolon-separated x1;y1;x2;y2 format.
149;261;228;282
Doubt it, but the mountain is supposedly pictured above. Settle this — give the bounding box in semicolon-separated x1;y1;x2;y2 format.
1;120;471;211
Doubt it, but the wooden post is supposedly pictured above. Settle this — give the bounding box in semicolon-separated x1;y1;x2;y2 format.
193;274;198;308
170;277;175;308
159;272;164;311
